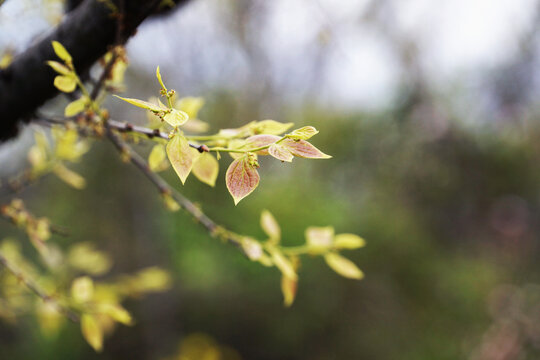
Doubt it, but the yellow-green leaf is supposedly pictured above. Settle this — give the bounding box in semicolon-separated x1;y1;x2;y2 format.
113;95;162;112
282;139;331;159
53;163;86;189
47;60;71;75
324;252;364;280
281;273;297;307
51;41;72;62
252;120;294;135
192;152;219;187
81;314;103;352
182;118;210;133
156;65;166;90
135;267;172;292
148;144;166;172
269;248;297;281
71;276;94;303
162;193;180;212
163;109;189;127
54;75;76;93
98;303;133;325
288;126;319;140
64;97;86;117
305;226;334;253
176;96;204;119
166;134;199;184
268;143;293;162
261;210;280;242
334;233;366;250
225;155;260;205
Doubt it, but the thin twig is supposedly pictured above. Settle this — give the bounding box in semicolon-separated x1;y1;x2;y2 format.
0;252;79;322
106;129;244;251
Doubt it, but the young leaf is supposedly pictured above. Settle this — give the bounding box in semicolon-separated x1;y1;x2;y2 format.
54;75;76;93
47;61;71;75
268;143;293;162
281;274;297;307
281;273;298;307
163;109;189;127
252;120;294;135
245;134;280;155
81;314;103;352
334;234;366;250
282;139;331;159
176;96;204;119
225;155;260;205
305;226;334;252
324;252;364;280
270;248;297;281
98;304;133;325
162;193;181;212
192;153;219;187
156;65;166;90
113;95;162;112
53;164;86;189
261;210;280;242
288;126;319;140
166;134;199;184
64;97;86;117
148;144;166;172
71;276;94;303
51;41;72;62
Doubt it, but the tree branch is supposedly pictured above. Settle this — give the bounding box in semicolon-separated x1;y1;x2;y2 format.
0;252;79;322
0;0;188;141
106;129;246;253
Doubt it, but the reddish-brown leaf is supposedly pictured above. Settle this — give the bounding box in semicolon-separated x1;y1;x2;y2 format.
225;156;260;205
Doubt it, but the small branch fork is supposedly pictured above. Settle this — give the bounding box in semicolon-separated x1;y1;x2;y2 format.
0;252;79;322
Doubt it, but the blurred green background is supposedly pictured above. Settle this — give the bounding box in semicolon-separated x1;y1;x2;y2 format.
2;0;540;359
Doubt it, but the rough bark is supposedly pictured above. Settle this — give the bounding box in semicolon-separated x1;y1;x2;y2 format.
0;0;186;141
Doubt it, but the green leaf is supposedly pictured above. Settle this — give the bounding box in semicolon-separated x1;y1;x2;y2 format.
98;303;133;325
64;97;86;117
46;60;71;75
225;155;260;205
53;163;86;189
156;65;166;90
192;152;219;187
334;233;366;250
252;120;294;135
148;144;166;172
288;126;319;140
260;210;280;242
162;193;180;212
305;226;334;253
113;95;162;112
81;314;103;352
281;139;331;159
54;75;76;93
163;109;189;127
269;248;297;281
281;273;297;307
324;252;364;280
268;143;293;162
176;96;204;119
71;276;94;303
51;41;72;62
166;134;199;184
